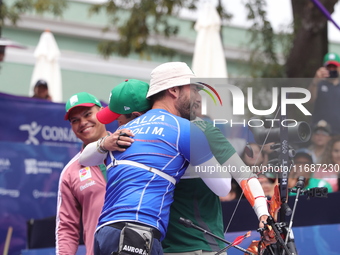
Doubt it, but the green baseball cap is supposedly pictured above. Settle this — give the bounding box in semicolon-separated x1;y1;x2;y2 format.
97;79;151;124
323;52;340;67
64;92;102;120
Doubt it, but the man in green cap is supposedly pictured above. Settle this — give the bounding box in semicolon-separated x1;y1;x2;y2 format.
56;92;116;255
96;79;152;127
309;52;340;135
79;79;151;158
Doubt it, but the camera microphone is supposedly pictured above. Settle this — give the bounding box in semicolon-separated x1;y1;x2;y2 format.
296;176;305;189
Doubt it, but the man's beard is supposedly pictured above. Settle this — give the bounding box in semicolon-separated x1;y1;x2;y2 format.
175;94;193;120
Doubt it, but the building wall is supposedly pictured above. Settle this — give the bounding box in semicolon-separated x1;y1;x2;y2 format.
2;0;337;103
0;0;259;102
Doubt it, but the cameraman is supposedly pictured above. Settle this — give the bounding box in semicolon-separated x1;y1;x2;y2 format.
308;52;340;135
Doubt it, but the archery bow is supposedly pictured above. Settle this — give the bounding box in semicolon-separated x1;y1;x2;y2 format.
225;106;308;254
244;90;307;255
246;184;293;255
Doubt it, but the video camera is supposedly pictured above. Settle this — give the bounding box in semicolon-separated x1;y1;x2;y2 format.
248;118;311;144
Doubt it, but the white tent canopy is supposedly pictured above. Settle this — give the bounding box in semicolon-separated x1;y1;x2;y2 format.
29;30;62;102
192;2;228;78
192;2;231;120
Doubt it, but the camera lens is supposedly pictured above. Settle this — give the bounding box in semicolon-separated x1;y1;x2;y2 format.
297;122;310;142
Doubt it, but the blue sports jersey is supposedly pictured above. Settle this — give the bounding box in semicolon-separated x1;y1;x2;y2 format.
97;109;213;240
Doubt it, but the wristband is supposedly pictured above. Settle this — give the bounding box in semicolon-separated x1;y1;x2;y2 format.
97;134;109;154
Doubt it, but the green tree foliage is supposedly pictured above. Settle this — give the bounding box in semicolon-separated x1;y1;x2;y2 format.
2;0;338;80
245;0;289;78
89;0;231;58
0;0;67;36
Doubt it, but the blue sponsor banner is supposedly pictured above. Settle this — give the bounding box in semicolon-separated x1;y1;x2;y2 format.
0;92;118;254
0;141;75;254
0;92;118;146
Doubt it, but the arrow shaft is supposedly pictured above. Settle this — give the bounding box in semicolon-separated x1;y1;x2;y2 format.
190;223;253;254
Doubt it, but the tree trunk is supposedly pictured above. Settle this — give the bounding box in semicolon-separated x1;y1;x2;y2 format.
0;0;3;37
286;0;338;78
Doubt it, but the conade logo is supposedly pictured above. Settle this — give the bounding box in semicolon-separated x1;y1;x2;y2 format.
19;122;79;144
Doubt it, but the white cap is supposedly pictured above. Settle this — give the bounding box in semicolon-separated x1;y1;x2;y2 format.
147;62;196;98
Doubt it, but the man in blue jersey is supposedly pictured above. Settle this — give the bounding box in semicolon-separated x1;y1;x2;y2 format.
81;63;272;255
88;72;230;255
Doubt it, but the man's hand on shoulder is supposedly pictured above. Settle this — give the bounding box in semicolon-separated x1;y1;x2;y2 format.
104;129;134;152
